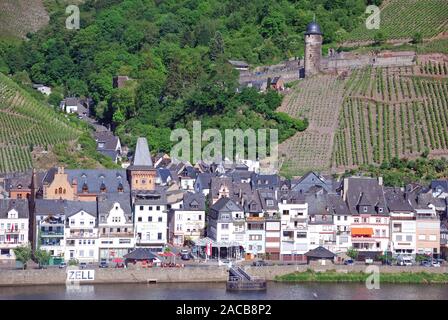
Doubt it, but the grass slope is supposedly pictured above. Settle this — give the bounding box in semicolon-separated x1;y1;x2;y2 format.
0;73;79;173
347;0;448;42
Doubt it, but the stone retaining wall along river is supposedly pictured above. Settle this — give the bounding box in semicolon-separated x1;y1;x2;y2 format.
0;265;447;286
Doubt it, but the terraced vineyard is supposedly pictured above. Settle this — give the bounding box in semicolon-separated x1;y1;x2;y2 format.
0;73;79;173
279;53;448;176
0;0;49;39
332;55;448;170
278;75;346;176
347;0;448;42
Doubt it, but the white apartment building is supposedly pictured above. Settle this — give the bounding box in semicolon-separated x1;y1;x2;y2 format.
0;200;29;260
64;202;99;262
169;192;206;246
98;197;135;261
385;189;417;258
134;192;168;249
278;192;309;260
207;197;245;243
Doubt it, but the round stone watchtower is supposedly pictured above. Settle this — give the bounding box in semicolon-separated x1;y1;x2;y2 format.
304;21;323;77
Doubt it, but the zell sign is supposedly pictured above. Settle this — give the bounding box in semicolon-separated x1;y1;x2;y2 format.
66;269;95;282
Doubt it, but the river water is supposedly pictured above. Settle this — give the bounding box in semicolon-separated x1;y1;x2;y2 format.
0;282;447;300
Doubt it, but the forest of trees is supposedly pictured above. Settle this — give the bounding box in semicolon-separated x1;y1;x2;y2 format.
0;0;381;154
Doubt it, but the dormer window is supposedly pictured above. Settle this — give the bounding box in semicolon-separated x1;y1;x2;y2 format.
98;142;105;149
82;183;88;193
117;183;124;193
17;184;22;190
100;183;107;193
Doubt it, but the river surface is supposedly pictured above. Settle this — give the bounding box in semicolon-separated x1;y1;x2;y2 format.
0;282;447;300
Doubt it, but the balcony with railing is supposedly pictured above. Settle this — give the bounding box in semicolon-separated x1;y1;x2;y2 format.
67;231;97;239
100;232;134;238
40;230;64;237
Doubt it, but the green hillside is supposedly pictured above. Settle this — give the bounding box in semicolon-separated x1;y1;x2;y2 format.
0;73;79;173
347;0;448;42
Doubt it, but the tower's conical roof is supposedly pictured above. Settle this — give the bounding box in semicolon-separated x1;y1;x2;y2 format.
132;137;153;167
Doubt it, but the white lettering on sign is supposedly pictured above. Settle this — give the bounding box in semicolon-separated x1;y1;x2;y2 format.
66;269;95;282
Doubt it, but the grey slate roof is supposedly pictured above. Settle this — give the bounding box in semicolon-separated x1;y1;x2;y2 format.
64;201;97;218
0;199;29;219
35;199;66;216
211;197;243;212
305;246;335;259
431;180;448;194
134;190;167;205
4;170;33;191
94;131;119;151
66;169;129;194
132;137;153;167
181;192;206;211
98;194;132;222
258;190;278;211
384;188;415;212
124;248;160;261
157;168;173;184
195;173;213;189
344;177;389;215
278;190;306;204
291;171;336;194
251;173;279;190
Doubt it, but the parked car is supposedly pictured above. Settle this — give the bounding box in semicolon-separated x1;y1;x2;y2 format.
80;262;87;269
181;254;191;261
115;262;125;268
398;258;413;266
432;260;441;267
344;259;354;265
252;260;268;266
99;261;109;268
365;258;373;265
180;249;190;255
420;260;431;267
59;262;67;269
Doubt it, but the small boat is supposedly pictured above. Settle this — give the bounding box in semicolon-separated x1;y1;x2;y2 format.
226;267;267;291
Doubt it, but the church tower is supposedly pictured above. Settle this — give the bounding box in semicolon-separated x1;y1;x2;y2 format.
127;137;156;192
304;18;323;77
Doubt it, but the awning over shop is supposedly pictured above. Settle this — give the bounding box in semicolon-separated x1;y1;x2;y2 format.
351;228;373;237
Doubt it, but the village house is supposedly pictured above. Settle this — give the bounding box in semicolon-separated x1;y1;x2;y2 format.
208;197;245;244
194;172;213;196
41;167;129;201
32;84;52;96
168;192;206;246
0;199;29;260
307;194;337;252
133;190;168;249
269;76;285;91
113;75;131;89
411;193;441;258
329;194;351;254
34;199;66;265
278;191;308;261
93;131;122;163
64;201;99;262
60;97;89;116
241;191;265;259
98;195;134;262
385;188;417;258
343;177;390;258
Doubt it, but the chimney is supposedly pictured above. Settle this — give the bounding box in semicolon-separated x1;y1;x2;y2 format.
342;178;349;201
